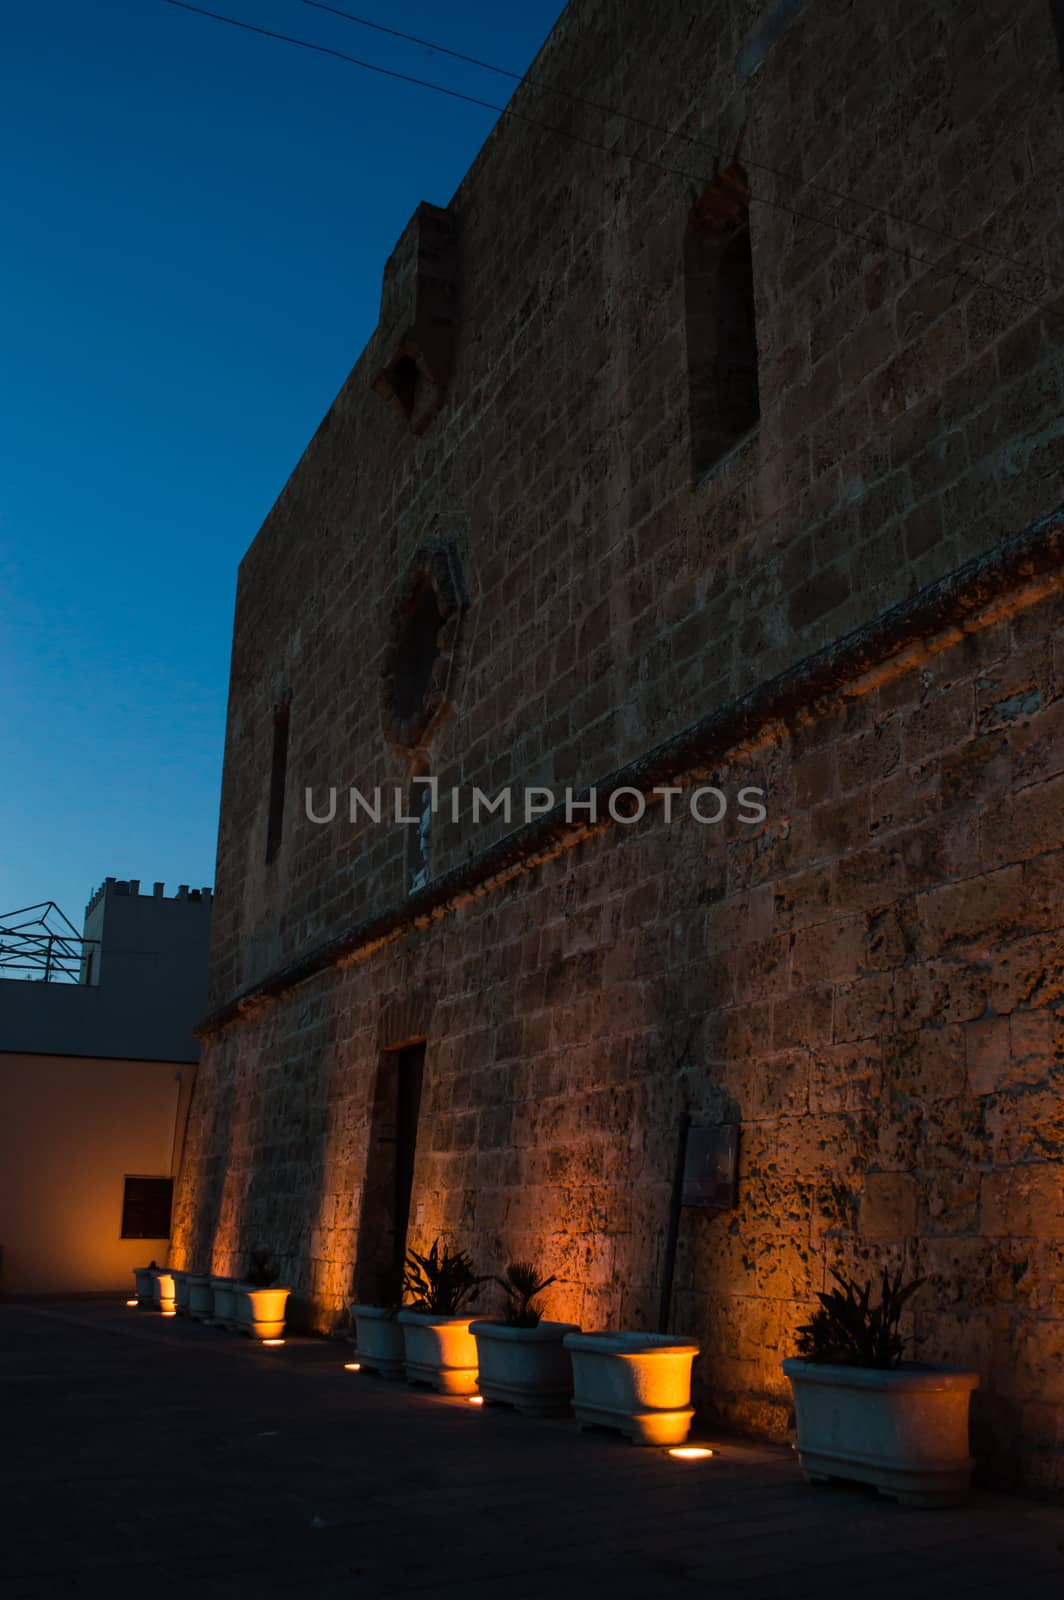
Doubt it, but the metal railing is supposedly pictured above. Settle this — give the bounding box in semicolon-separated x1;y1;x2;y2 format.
0;903;99;984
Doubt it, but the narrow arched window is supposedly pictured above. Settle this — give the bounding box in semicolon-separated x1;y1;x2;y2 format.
405;761;432;895
265;697;290;864
684;161;760;483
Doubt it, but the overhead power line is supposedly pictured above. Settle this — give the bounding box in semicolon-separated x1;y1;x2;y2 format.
159;0;1059;324
297;0;1051;284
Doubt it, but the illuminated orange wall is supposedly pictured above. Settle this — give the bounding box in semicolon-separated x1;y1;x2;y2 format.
0;1053;196;1294
174;576;1064;1497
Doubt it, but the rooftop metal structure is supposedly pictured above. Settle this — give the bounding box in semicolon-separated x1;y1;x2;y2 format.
0;903;98;984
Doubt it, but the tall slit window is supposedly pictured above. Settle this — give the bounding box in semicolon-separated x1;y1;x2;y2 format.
405;766;432;896
265;698;290;864
684;159;760;483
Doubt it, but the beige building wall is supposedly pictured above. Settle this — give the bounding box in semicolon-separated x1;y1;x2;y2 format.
0;1053;196;1295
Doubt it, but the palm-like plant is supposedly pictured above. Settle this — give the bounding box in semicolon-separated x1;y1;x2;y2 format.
796;1266;925;1370
495;1261;557;1329
403;1239;488;1316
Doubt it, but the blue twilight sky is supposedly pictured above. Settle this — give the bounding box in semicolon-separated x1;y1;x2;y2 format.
0;0;565;931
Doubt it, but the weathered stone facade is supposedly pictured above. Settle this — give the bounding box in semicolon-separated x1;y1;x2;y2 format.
175;0;1064;1496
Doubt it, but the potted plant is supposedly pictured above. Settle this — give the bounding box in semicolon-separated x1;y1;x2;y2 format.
563;1329;701;1444
171;1268;191;1314
397;1239;488;1394
209;1273;239;1329
349;1270;404;1377
186;1272;213;1319
132;1261;158;1306
470;1261;580;1415
234;1249;291;1340
149;1265;177;1314
782;1266;979;1506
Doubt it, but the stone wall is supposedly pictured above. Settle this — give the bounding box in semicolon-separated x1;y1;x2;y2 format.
176;551;1064;1495
205;0;1064;1008
180;0;1064;1499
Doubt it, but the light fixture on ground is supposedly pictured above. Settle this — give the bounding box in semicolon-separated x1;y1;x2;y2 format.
468;1395;485;1406
343;1361;361;1371
125;1299;138;1307
668;1446;714;1460
262;1338;285;1347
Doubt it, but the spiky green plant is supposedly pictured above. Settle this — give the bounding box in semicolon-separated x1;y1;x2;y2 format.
403;1239;488;1316
796;1266;925;1370
495;1261;557;1328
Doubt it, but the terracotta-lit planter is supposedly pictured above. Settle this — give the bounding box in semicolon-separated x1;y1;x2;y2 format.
398;1310;479;1395
563;1331;700;1445
186;1274;213;1319
470;1320;580;1415
150;1268;176;1314
350;1304;405;1376
782;1358;979;1507
235;1286;291;1341
171;1269;191;1314
132;1266;155;1306
209;1275;239;1329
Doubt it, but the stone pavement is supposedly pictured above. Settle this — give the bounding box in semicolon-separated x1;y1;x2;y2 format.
2;1301;1063;1599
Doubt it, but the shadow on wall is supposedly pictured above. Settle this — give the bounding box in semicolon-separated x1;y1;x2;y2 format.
238;987;375;1332
246;1001;332;1328
211;1065;252;1280
170;1033;238;1277
173;982;378;1332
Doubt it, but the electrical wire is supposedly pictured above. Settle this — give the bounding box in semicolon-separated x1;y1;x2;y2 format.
296;0;1053;284
159;0;1059;323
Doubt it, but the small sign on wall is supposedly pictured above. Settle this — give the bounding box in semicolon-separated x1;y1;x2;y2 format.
681;1124;739;1209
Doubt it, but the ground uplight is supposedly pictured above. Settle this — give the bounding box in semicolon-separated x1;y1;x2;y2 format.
668;1446;714;1460
343;1362;361;1371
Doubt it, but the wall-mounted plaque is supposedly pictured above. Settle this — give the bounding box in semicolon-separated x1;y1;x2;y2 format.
681;1124;739;1209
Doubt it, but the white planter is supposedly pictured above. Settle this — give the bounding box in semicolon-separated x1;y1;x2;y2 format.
150;1268;176;1314
210;1276;239;1329
132;1266;155;1306
564;1331;700;1445
186;1274;213;1319
171;1269;190;1314
235;1286;291;1340
398;1310;479;1395
470;1320;580;1415
782;1358;979;1507
350;1304;405;1376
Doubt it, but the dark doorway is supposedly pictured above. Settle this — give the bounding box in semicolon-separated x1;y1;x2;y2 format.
353;1040;426;1304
